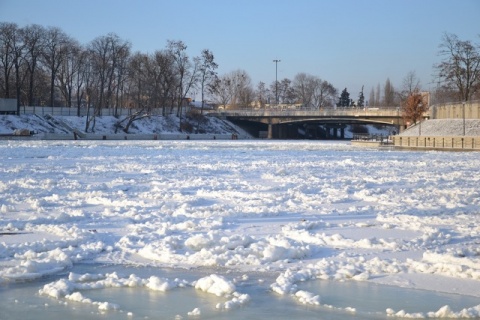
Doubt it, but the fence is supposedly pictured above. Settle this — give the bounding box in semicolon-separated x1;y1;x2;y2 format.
351;134;392;147
17;106;150;117
0;99;17;114
392;135;480;150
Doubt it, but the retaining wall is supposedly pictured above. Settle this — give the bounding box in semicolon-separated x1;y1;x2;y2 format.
431;101;480;119
392;135;480;151
39;133;239;141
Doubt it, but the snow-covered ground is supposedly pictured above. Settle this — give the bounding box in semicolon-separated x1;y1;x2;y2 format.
0;140;479;319
399;119;480;136
0;114;251;137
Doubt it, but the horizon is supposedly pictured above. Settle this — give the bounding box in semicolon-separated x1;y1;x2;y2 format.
1;0;479;99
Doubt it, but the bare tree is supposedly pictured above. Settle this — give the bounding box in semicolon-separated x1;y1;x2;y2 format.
313;80;337;109
0;22;17;99
0;23;30;112
276;78;296;104
88;33;131;115
57;40;83;108
402;71;421;95
293;73;337;109
231;70;253;108
117;48;178;133
369;87;374;107
434;33;480;102
73;49;89;116
255;81;269;108
112;42;130;116
198;49;217;114
293;73;316;108
209;70;253;109
22;24;46;106
117;52;150;132
210;73;234;109
10;25;27;112
152;50;176;116
383;78;395;106
43;27;71;108
166;40;199;121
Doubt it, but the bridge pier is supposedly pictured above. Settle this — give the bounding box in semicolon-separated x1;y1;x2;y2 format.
267;123;273;139
324;125;346;139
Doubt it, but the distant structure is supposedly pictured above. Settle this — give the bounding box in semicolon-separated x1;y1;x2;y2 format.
393;100;480;150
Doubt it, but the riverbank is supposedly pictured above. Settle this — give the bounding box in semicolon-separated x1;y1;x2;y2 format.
0;114;253;140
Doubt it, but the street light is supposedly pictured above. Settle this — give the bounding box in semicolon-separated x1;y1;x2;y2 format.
418;103;423;136
273;59;281;105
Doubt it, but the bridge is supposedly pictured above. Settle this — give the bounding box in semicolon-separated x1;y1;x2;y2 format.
209;107;413;139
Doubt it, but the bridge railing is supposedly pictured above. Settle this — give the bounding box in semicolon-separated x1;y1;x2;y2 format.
208;107;403;118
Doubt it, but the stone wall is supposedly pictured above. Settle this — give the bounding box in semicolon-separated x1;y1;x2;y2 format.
432;101;480;119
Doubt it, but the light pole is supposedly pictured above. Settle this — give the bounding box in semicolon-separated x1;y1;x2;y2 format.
418;103;423;136
462;100;466;136
273;59;281;105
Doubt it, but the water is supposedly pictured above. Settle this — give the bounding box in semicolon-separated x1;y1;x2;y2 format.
1;264;478;320
2;140;480;319
298;279;479;318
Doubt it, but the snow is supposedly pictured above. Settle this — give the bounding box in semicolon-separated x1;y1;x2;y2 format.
399;119;480;136
0;114;252;137
1;115;480;318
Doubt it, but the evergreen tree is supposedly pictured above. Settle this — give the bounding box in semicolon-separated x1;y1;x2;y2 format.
338;88;350;107
357;85;365;108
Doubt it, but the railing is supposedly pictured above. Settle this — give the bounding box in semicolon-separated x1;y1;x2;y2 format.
352;134;392;145
208;107;404;118
392;135;480;150
16;106;164;117
11;105;413;120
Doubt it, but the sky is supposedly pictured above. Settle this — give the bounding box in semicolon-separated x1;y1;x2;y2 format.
1;0;479;100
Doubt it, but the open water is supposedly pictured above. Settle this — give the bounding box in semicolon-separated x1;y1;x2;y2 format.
1;263;478;320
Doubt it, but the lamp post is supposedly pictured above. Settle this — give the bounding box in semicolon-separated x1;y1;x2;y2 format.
273;59;281;105
462;100;466;136
418;103;423;136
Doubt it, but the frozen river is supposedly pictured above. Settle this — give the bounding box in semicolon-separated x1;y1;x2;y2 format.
0;140;479;319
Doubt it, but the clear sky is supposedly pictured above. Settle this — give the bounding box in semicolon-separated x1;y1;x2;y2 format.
1;0;479;99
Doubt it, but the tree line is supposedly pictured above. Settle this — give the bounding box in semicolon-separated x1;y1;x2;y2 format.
338;32;480;125
1;22;479;129
0;23;338;116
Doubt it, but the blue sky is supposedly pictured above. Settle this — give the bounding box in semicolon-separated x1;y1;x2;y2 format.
1;0;479;99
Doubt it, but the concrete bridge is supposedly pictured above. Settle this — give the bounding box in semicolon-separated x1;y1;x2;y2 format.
209;107;412;139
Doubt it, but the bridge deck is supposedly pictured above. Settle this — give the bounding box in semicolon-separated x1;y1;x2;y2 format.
209;107;403;118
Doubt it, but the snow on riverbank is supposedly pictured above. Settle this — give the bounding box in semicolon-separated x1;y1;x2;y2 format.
0;140;479;318
0;114;251;136
399;119;480;136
